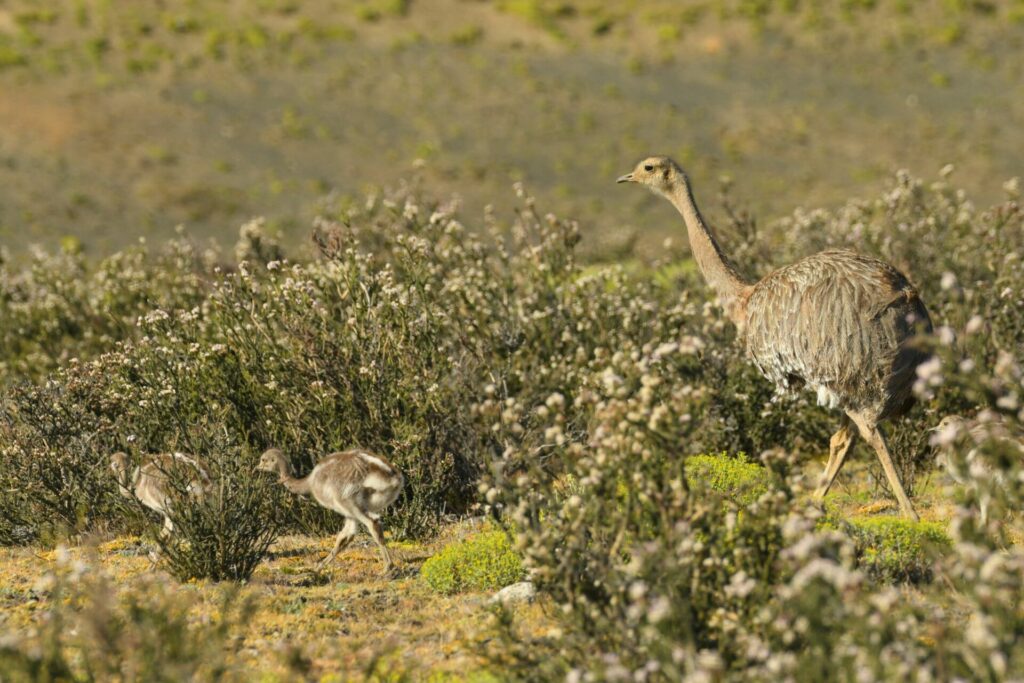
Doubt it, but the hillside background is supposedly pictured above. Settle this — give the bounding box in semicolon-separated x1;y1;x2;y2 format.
1;0;1022;259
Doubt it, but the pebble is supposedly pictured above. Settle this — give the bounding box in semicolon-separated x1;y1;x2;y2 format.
489;581;536;605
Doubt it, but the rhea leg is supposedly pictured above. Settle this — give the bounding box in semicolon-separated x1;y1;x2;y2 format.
848;411;919;521
367;518;394;573
342;504;394;573
145;516;175;565
316;518;359;570
814;416;858;500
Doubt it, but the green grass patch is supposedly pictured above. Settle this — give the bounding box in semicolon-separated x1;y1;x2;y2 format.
420;531;524;595
686;452;772;505
824;515;952;583
0;44;28;68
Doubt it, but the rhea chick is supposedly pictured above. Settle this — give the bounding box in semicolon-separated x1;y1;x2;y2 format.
257;447;405;573
109;451;211;538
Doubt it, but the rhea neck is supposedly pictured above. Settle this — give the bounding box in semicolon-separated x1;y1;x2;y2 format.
663;170;750;318
115;469;135;497
273;457;312;495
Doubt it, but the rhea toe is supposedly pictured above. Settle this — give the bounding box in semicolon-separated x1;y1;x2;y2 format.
257;447;405;574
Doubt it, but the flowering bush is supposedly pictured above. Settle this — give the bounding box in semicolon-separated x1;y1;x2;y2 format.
0;236;216;385
0;169;1022;675
483;170;1024;680
488;338;1024;680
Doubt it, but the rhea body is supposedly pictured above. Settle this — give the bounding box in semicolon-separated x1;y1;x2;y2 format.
109;451;211;537
618;156;933;519
257;447;404;572
932;412;1024;524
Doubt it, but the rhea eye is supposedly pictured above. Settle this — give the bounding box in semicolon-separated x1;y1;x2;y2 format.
644;164;653;171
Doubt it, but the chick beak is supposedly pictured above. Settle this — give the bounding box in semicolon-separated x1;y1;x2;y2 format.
616;173;634;184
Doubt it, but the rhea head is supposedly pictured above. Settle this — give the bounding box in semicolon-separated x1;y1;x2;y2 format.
109;451;130;476
934;415;967;434
616;156;684;197
256;448;286;474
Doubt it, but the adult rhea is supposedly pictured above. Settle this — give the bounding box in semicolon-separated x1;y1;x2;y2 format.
618;156;933;519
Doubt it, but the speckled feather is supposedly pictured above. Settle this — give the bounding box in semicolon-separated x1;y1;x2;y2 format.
304;450;405;518
743;249;932;419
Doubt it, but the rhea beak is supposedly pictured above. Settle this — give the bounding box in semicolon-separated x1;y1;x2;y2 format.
616;173;635;184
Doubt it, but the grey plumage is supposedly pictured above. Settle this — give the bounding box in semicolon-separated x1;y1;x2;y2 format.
744;249;931;418
257;447;404;573
619;156;933;519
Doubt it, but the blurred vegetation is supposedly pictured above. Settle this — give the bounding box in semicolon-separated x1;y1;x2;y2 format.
0;560;252;682
685;452;773;505
845;515;952;582
0;0;1022;258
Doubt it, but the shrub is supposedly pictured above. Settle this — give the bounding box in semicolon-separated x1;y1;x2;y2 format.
816;510;953;583
141;450;286;582
0;237;215;386
487;335;1024;680
420;531;524;594
844;516;952;583
685;452;773;505
0;496;34;546
488;338;797;679
0;369;130;542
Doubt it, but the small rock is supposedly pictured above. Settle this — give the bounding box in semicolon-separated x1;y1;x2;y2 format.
489;581;536;606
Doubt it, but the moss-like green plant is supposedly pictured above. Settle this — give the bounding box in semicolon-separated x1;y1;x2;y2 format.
421;531;524;595
819;514;952;583
847;516;951;582
686;452;771;505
